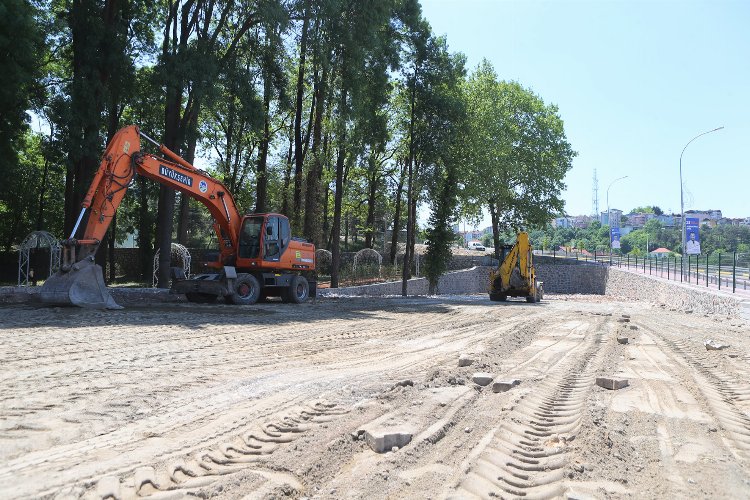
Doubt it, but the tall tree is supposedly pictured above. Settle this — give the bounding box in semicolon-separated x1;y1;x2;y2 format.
0;0;44;248
463;60;575;259
399;32;465;295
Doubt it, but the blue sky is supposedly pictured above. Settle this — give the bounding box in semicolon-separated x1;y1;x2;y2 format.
421;0;749;223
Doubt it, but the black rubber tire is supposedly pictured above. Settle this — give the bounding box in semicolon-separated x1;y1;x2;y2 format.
186;292;217;303
228;274;261;305
285;275;309;304
489;293;507;302
526;295;536;303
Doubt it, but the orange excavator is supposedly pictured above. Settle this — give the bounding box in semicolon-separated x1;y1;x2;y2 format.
41;125;316;309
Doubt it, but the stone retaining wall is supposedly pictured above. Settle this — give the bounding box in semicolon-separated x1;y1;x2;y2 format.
605;267;749;319
535;260;608;295
319;266;492;297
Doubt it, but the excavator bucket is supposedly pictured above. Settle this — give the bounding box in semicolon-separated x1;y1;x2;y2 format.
40;260;122;309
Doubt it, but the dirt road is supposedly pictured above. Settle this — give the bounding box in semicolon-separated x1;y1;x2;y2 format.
1;294;749;499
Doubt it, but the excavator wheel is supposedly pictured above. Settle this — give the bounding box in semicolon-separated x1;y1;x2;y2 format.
282;275;309;304
489;292;507;302
228;273;261;305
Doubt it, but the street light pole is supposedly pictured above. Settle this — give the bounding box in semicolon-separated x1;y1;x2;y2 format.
606;175;628;261
680;126;724;279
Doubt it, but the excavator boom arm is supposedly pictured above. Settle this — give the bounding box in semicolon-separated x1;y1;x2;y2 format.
75;125;242;263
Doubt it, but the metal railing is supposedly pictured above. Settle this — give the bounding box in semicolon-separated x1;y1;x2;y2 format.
538;249;750;294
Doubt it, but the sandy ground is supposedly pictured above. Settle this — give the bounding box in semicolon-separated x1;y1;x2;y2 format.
1;294;749;499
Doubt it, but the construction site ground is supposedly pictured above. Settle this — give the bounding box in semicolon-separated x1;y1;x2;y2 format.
1;293;749;499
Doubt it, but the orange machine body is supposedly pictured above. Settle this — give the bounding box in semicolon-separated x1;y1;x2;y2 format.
77;125;315;275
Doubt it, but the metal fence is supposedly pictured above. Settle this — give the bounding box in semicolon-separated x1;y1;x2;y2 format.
538;249;750;294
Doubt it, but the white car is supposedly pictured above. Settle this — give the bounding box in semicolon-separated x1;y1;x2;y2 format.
468;241;486;251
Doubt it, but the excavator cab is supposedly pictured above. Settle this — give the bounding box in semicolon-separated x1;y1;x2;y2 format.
239;216;263;259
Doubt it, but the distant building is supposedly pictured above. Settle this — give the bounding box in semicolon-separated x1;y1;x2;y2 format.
655;214;675;227
459;229;484;246
717;217;743;226
685;209;723;225
572;215;594;228
624;212;656;228
553;217;572;228
600;209;623;228
650;247;672;259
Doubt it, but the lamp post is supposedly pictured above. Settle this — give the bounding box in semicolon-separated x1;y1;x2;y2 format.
606;175;628;260
680;127;724;278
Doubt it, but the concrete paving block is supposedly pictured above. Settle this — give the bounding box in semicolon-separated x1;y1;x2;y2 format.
364;430;413;453
458;355;474;367
596;377;629;390
704;339;730;351
492;379;521;393
96;476;121;500
472;372;494;386
616;337;629;345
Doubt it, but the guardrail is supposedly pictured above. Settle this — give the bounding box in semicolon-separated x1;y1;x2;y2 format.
537;249;750;294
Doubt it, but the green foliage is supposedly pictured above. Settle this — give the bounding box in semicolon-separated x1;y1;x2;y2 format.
535;218;750;257
461;60;575;253
7;0;589;290
480;233;494;248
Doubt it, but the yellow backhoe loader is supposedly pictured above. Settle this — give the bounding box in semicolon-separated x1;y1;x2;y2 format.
489;232;543;303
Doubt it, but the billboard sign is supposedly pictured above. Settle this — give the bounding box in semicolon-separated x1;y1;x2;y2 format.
685;217;701;255
611;227;621;250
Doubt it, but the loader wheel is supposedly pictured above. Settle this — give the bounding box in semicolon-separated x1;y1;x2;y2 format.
489;293;507;302
229;274;261;305
186;292;217;304
282;275;309;304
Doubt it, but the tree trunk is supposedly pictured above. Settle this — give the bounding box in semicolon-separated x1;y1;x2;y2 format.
255;60;272;213
303;62;327;245
329;85;348;288
364;155;378;248
108;212;116;282
292;2;310;230
137;176;153;282
489;200;501;260
281;121;294;217
401;66;418;295
389;160;405;264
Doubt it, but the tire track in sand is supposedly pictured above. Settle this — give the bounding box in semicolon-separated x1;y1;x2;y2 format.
449;317;610;499
651;333;750;461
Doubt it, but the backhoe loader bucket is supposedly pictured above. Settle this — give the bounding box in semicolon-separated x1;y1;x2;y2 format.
40;260;122;309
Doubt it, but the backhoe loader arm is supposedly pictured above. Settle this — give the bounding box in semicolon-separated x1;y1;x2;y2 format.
71;125;242;264
497;239;520;289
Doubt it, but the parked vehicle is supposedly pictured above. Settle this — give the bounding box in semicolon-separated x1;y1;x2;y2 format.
468;241;486;252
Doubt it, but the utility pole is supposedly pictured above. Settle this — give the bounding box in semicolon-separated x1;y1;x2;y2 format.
679;127;723;279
